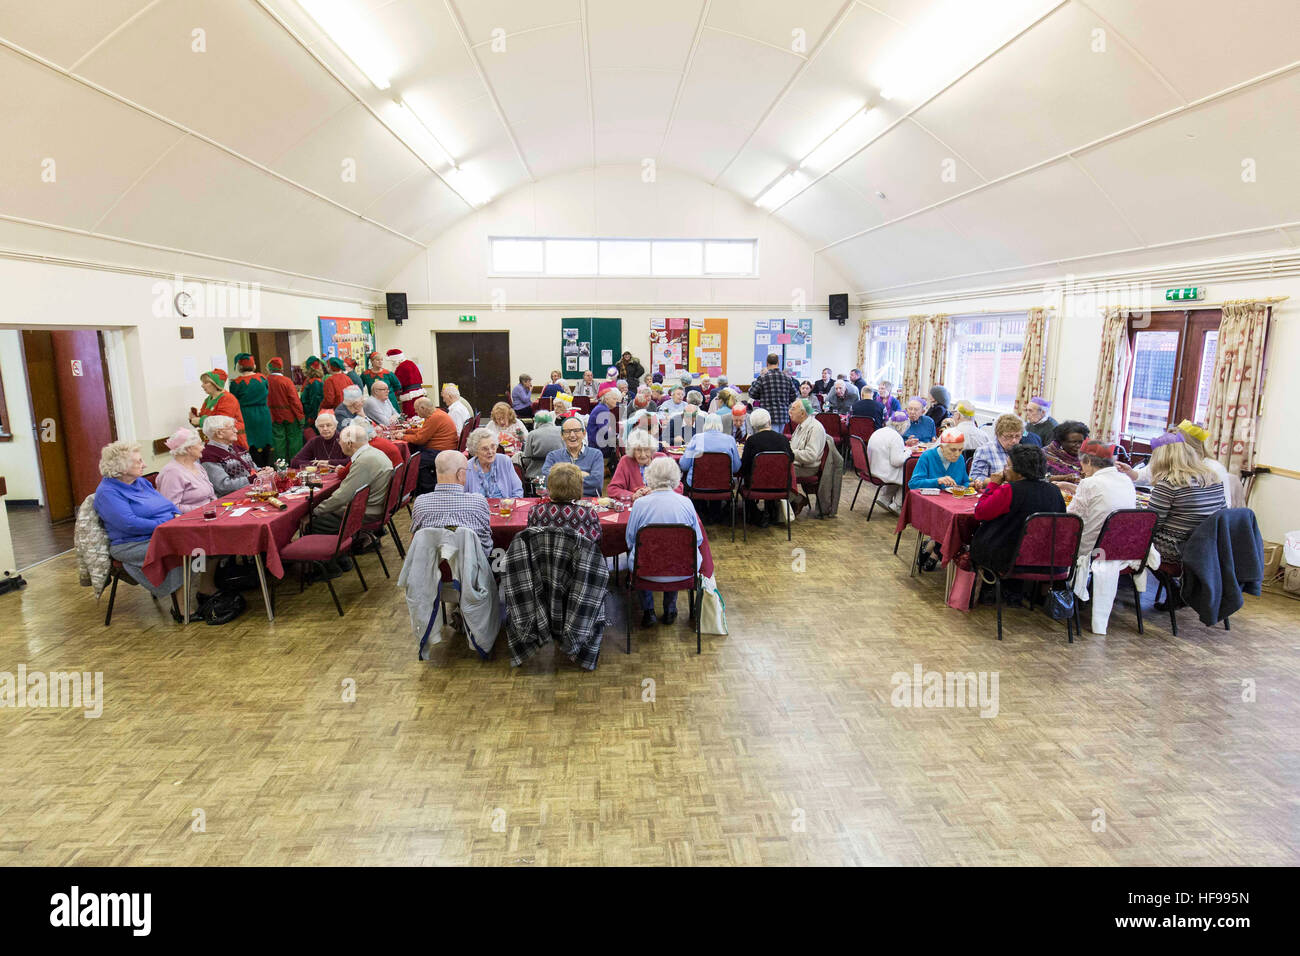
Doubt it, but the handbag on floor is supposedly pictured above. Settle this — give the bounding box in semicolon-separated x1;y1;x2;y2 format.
699;576;728;635
946;552;977;612
1044;587;1075;621
203;590;247;626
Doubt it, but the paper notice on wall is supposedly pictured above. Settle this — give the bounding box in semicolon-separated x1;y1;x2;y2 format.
785;344;808;361
754;319;769;331
706;366;723;377
668;318;686;330
600;349;613;366
182;356;198;383
754;361;764;376
778;333;791;345
651;318;666;330
690;318;705;329
700;333;721;349
566;356;578;371
755;333;771;346
578;356;590;372
564;327;579;341
700;351;722;368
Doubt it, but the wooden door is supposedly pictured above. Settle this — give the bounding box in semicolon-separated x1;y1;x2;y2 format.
434;332;510;415
21;331;73;522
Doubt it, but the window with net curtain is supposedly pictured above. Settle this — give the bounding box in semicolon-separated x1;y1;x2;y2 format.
867;321;908;392
945;313;1037;411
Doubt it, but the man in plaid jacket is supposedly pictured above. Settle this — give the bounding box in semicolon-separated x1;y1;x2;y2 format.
747;353;800;428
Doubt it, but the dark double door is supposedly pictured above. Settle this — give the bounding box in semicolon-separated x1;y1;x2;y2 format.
434;332;510;415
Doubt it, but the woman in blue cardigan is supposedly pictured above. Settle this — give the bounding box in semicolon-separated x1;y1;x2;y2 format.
94;440;217;617
908;430;970;571
463;426;524;499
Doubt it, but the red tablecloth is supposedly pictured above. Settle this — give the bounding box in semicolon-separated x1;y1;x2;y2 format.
141;475;341;586
487;497;714;578
894;490;981;567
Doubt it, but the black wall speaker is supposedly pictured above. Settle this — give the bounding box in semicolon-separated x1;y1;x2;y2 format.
829;293;848;325
385;292;408;325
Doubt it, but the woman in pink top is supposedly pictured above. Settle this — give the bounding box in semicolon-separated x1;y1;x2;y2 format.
608;430;681;498
156;427;217;511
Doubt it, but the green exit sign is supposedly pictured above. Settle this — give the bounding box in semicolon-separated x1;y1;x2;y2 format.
459;314;477;323
1165;287;1203;301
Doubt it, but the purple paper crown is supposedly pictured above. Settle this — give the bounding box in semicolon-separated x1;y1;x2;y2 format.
1030;396;1051;409
890;411;909;422
910;395;926;405
1150;432;1186;449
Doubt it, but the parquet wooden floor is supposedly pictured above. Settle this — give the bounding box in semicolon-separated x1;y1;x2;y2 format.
1;502;1297;866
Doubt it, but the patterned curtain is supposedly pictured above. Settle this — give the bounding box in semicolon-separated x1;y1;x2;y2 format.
1089;306;1130;443
902;314;927;399
857;318;869;371
1204;299;1269;475
927;314;950;387
1014;307;1047;416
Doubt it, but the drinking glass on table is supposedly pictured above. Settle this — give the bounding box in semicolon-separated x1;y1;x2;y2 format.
499;498;515;517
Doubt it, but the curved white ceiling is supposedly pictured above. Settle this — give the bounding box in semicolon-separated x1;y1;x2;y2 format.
1;0;1298;302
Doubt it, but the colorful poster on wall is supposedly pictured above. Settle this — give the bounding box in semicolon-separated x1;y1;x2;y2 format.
755;318;814;380
318;317;375;368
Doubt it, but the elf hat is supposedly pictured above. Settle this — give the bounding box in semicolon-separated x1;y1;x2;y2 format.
267;357;285;372
305;355;324;371
201;368;228;390
234;352;255;371
327;356;346;371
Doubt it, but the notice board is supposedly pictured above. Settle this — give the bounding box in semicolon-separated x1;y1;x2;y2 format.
561;317;621;377
650;317;727;379
319;316;375;367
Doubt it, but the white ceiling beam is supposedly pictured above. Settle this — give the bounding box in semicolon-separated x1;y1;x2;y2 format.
0;33;427;247
655;0;712;163
818;55;1300;254
711;0;858;186
579;0;595;170
442;0;535;183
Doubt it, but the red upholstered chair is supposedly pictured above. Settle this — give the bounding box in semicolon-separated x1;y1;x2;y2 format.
142;471;159;488
398;448;421;515
848;434;887;519
782;419;795;437
902;453;920;489
626;524;702;654
535;396;553;412
357;463;406;578
795;443;831;513
740;451;794;541
573;396;593;414
846;416;876;453
457;419;474;453
685;451;738;541
990;513;1084;643
280;484;371;616
1089;508;1158;634
512;461;527;494
815;413;844;455
397;441;412;462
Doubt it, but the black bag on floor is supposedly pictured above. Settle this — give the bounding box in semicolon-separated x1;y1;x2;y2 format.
215;558;260;592
204;591;247;626
1044;587;1075;621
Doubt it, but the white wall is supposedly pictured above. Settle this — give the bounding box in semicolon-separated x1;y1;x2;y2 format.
377;166;862;381
864;273;1300;542
0;329;41;501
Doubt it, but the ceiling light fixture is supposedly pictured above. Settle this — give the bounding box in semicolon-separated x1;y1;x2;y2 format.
444;166;492;208
800;104;874;174
394;97;458;171
297;0;393;91
754;168;807;210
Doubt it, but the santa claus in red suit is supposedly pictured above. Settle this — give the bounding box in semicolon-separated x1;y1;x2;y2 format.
386;348;426;416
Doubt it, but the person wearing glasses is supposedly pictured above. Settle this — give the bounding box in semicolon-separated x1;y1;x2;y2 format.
542;418;607;498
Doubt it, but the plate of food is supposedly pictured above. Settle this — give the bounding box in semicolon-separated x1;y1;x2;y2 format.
944;485;977;496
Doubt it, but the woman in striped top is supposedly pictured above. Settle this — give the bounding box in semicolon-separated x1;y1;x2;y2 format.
1147;432;1225;562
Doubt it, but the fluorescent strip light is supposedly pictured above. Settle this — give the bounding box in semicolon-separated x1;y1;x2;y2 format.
800;106;873;174
755;170;806;210
395;98;458;170
298;0;392;91
874;0;1048;104
445;166;492;207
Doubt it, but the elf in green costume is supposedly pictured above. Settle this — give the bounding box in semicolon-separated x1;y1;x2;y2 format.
299;355;326;436
360;350;402;414
229;353;274;466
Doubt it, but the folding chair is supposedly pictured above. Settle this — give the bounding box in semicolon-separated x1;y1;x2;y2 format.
685;451;738;541
280;485;371;616
740;451;794;541
626;524;702;654
988;513;1084;642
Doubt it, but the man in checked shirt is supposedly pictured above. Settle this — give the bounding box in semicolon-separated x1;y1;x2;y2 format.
747;352;800;429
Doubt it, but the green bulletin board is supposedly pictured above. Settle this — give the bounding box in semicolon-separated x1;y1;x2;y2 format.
560;317;621;380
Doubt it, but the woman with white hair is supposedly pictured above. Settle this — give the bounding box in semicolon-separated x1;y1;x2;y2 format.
94;439;216;617
625;456;703;627
681;411;743;522
334;385;367;428
291;412;347;468
609;429;679;498
463;426;524;499
866;411;912;513
363;380;397;425
156;427;216;510
199;416;258;495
